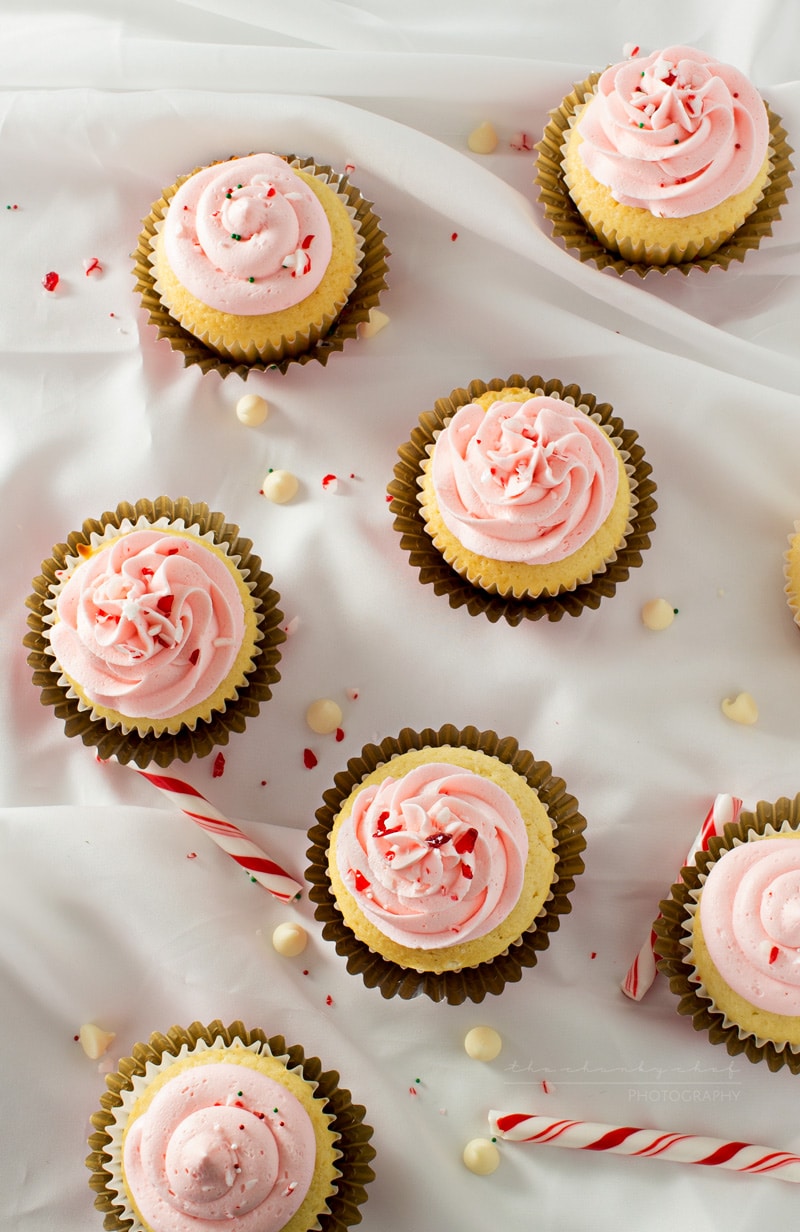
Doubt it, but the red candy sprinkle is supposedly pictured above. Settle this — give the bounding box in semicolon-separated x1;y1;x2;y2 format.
321;473;337;489
352;869;370;892
769;946;780;965
186;852;197;860
212;752;226;778
156;595;174;617
325;994;334;1006
42;271;59;292
303;748;318;769
301;234;314;250
189;648;200;666
460;863;474;880
335;727;345;742
454;827;478;855
450;232;458;241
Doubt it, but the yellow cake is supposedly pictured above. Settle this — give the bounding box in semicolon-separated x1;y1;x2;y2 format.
562;45;772;265
418;386;632;600
150;153;362;364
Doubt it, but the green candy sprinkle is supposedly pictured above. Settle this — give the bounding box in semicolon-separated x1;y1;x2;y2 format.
248;276;255;283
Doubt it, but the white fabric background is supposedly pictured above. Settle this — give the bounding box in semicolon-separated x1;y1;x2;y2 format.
2;3;800;1230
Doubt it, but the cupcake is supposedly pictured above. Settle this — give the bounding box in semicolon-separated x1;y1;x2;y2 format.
306;724;587;1004
655;794;800;1073
784;521;800;628
135;152;389;377
24;497;284;767
537;45;793;275
86;1020;375;1232
390;374;656;624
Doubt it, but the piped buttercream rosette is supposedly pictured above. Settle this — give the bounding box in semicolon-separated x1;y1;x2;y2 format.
389;375;656;624
24;497;285;767
86;1021;376;1232
655;794;800;1073
306;724;587;1005
536;64;793;276
134;153;389;378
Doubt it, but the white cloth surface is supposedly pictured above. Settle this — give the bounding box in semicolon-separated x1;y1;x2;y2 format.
2;3;800;1230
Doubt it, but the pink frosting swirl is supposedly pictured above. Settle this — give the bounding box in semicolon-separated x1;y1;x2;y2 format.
49;529;245;719
335;761;528;949
164;153;333;315
430;395;619;564
123;1061;316;1232
699;838;800;1016
576;46;769;216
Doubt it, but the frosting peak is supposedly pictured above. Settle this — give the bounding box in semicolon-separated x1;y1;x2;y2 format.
430;395;620;564
699;838;800;1016
335;761;528;949
163;153;333;315
576;46;769;217
123;1061;315;1232
49;528;246;721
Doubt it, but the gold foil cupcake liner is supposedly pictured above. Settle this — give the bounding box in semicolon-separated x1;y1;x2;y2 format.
134;154;390;378
86;1020;376;1232
536;72;793;277
389;374;657;624
24;497;285;767
306;723;587;1005
654;795;800;1073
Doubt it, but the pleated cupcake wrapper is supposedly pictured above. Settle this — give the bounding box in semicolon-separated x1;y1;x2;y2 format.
388;374;657;625
306;724;587;1005
654;795;800;1074
134;154;390;378
24;497;285;767
536;72;793;277
86;1020;376;1232
783;519;800;631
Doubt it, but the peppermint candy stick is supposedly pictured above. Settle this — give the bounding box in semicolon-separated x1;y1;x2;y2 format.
621;793;743;1000
135;769;303;903
489;1111;800;1181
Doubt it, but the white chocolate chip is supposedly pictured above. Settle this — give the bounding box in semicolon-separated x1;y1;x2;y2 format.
463;1138;500;1175
467;121;499;154
721;692;759;725
464;1026;502;1062
641;598;676;631
261;470;299;503
305;698;343;735
358;307;390;339
79;1023;116;1060
236;393;269;426
272;922;308;957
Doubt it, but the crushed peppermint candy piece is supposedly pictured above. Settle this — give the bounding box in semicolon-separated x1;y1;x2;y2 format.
303;748;318;769
212;752;226;778
346;687;360;701
321;473;339;492
83;257;103;276
42;271;60;292
282;615;300;636
509;132;533;151
622;42;640;58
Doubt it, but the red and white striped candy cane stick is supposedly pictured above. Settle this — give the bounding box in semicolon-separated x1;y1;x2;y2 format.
135;769;303;903
621;793;742;1001
489;1111;800;1181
